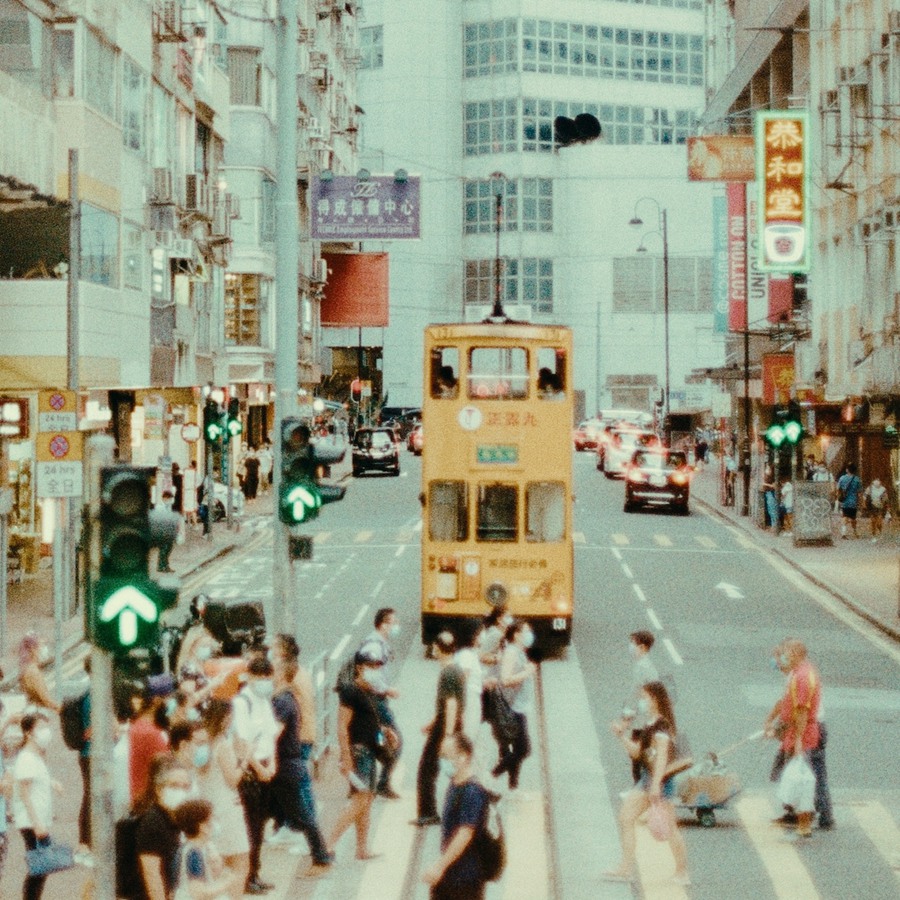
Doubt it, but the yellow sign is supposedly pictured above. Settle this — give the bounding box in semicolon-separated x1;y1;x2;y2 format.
38;389;78;432
36;431;83;462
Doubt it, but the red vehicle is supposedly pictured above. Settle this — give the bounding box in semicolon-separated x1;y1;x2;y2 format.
407;423;424;455
573;418;603;451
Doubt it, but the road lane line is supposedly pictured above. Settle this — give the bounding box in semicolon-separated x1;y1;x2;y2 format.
633;584;647;603
394;544;406;557
852;800;900;886
372;580;384;597
414;519;423;532
694;535;717;549
354;530;374;543
313;532;331;544
611;547;623;561
723;523;756;549
621;563;633;580
735;795;821;899
646;608;662;630
329;633;351;662
573;531;586;543
351;604;369;627
634;823;690;900
653;534;673;547
611;533;629;546
662;638;683;666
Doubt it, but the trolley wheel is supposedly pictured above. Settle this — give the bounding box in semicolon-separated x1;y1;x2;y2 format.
697;810;716;828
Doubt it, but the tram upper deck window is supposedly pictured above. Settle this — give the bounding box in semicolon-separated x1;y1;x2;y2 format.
526;482;565;543
537;347;567;400
477;483;518;542
429;481;468;541
468;347;528;400
430;347;459;399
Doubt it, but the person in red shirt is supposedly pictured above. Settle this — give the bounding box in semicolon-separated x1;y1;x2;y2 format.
129;677;173;805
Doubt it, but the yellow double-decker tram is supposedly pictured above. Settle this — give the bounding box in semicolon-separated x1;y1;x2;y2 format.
420;320;574;650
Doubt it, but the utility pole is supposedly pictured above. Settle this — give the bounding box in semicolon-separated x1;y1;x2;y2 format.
273;0;300;635
741;292;752;518
661;208;671;447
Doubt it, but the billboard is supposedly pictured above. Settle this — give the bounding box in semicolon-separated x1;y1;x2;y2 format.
726;184;747;332
712;195;729;334
687;136;755;182
311;175;420;240
320;252;389;327
756;111;811;272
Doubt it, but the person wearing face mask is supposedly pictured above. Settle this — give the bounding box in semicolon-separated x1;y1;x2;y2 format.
150;489;182;573
230;655;280;894
129;680;173;806
326;651;385;860
17;633;60;714
357;607;402;799
133;755;192;900
171;798;240;899
494;620;536;790
421;732;490;899
453;620;484;744
13;713;61;900
196;700;250;897
617;630;659;784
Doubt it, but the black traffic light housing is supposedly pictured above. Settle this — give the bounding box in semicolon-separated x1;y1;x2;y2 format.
203;399;223;443
279;417;346;524
226;397;242;439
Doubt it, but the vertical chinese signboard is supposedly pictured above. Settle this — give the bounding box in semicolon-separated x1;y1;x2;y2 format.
762;353;795;405
712;195;729;334
756;111;811;272
726;183;747;331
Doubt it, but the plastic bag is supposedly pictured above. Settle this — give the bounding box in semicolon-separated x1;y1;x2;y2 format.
776;755;815;812
647;798;675;842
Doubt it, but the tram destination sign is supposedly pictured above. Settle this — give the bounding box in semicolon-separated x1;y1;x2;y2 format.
476;445;519;465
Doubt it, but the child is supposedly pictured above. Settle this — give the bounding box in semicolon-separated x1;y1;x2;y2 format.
172;798;239;899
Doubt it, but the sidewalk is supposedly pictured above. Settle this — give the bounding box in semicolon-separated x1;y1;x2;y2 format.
690;462;900;641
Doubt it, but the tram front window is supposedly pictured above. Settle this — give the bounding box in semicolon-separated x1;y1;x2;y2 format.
468;347;528;400
477;483;518;542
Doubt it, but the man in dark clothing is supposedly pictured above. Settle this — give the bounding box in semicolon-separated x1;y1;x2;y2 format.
271;656;333;866
242;451;261;500
422;732;490;900
149;490;180;573
412;631;464;827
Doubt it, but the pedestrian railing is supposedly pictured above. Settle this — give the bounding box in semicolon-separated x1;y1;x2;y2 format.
307;648;341;779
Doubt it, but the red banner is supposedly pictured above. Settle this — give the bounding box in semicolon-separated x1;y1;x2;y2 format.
320;252;389;327
768;274;794;324
727;184;747;331
762;353;795;405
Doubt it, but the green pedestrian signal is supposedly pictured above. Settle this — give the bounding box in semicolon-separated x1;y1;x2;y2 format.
765;403;803;447
226;397;242;439
204;399;224;442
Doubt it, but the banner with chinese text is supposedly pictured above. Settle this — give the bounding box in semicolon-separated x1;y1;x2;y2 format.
311;176;420;240
762;352;795;405
726;184;747;331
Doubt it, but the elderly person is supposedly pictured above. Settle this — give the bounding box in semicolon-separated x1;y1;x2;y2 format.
17;634;59;714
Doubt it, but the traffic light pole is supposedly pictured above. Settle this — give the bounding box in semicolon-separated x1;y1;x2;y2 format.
272;0;300;636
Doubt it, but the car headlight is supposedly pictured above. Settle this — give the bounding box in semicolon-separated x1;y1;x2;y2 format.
628;470;645;482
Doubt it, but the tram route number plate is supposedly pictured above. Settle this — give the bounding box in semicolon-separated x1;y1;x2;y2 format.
552;618;567;631
476;445;518;465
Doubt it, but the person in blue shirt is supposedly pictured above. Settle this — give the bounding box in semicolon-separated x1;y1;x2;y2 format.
836;463;862;538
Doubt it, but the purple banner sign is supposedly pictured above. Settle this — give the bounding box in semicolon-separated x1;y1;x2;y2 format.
311;175;421;240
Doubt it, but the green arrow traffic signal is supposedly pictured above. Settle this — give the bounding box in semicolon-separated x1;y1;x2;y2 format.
90;576;178;653
281;481;322;524
765;423;786;447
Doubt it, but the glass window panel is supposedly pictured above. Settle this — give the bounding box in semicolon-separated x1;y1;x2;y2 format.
122;57;146;153
526;482;565;541
53;28;74;97
0;1;51;95
468;347;528;400
81;204;119;288
84;29;116;118
477;484;517;542
430;346;460;399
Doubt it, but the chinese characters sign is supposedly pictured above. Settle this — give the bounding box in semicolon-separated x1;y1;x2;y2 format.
476;445;519;465
688;136;755;182
311;175;420;240
36;430;83;498
762;353;795;405
756;111;810;272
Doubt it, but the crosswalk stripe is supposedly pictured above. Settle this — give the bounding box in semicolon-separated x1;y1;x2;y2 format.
354;531;374;543
694;535;717;549
414;519;423;532
634;821;689;899
611;533;630;546
573;531;586;543
851;800;900;887
653;534;673;547
734;795;821;899
313;532;331;544
501;792;548;899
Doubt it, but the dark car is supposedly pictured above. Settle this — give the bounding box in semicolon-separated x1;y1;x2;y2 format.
352;427;401;476
623;449;692;514
379;407;422;440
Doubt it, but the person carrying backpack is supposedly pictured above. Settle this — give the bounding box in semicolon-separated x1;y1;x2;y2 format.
836;463;862;539
422;732;503;899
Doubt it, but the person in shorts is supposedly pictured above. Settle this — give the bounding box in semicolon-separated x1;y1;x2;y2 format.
326;650;384;860
836;463;862;538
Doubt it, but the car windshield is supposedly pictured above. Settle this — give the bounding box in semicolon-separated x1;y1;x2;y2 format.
357;431;392;449
633;451;688;470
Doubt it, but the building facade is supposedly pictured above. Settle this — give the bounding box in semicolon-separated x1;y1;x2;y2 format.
348;0;723;417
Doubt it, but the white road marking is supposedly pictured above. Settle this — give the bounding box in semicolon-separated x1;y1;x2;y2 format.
330;633;351;662
653;534;673;547
611;533;630;546
313;532;331;544
646;608;662;630
852;800;900;888
351;604;369;627
573;531;586;543
355;530;373;543
372;580;385;597
662;638;683;666
715;581;745;600
621;563;633;580
695;535;717;549
633;584;647;603
394;544;405;558
611;547;623;561
413;519;423;532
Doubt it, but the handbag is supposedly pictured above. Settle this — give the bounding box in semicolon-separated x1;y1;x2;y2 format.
26;839;75;876
647;798;675;842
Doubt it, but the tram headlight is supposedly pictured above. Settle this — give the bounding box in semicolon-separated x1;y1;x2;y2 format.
485;582;508;608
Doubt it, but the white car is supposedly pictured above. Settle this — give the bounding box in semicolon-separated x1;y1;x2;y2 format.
599;429;661;478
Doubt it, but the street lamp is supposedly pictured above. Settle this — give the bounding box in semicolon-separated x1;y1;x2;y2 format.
490;171;507;319
630;198;670;445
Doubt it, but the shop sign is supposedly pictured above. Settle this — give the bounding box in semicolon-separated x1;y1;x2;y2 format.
712;195;728;334
311;175;420;240
143;393;166;441
756;111;811;272
762;353;795;404
0;397;28;438
726;184;747;331
687;135;755;182
38;390;76;432
476;445;519;465
36;431;83;498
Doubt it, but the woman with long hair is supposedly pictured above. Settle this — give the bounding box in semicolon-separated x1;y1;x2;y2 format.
17;634;59;714
605;680;690;886
197;699;250;898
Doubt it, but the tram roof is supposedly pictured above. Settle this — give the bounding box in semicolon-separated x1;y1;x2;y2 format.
425;321;571;342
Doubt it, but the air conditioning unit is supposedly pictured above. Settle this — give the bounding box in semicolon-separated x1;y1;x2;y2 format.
170;238;196;260
838;65;866;85
152;167;174;203
184;173;208;214
153;229;174;249
311;259;328;283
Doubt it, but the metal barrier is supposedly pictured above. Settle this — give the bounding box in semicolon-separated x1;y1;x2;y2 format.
307;648;341;779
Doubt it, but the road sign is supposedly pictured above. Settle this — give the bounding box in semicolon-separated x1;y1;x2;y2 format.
181;422;201;443
38;390;77;432
36;431;84;498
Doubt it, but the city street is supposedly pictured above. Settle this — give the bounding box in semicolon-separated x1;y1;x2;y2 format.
3;449;899;899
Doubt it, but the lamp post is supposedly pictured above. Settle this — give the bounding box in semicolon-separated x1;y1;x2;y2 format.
630;199;670;446
490;171;506;319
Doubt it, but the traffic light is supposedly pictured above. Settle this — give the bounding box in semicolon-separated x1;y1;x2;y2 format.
203;399;223;442
226;397;242;439
279;417;347;524
350;379;362;404
89;467;177;654
765;403;803;447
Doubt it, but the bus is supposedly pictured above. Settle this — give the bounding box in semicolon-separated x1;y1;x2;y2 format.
420;321;574;650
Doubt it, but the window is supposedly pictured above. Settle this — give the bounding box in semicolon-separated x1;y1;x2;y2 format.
84;28;117;119
526;482;565;542
464;258;553;314
464;98;518;156
227;47;261;105
360;25;383;69
260;176;276;242
429;481;468;541
151;83;173;169
463;177;517;235
122;58;146;153
53;27;74;97
225;273;267;345
468;347;528;400
122;222;143;290
477;484;517;542
430;346;459;399
80;204;119;288
537;347;566;399
521;178;552;232
0;0;51;95
463;18;517;77
522;97;557;153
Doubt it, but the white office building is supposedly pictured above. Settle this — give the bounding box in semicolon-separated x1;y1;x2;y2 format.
349;0;723;417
